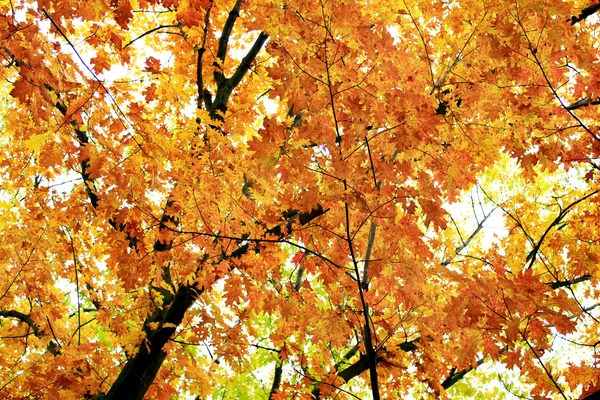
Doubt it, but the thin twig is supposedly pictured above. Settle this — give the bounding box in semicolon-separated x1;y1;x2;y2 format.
520;331;567;400
123;24;181;48
65;229;82;345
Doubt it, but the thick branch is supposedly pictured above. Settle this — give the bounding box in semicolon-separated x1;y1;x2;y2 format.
313;338;419;399
361;222;377;290
217;0;243;64
43;84;100;209
565;97;600;110
196;0;213;110
210;31;269;121
569;2;600;25
101;202;325;399
343;193;379;399
363;320;379;399
229;32;269;92
268;360;283;399
104;284;201;400
582;387;600;399
441;357;485;389
337;352;370;383
0;309;43;338
212;0;244;88
549;274;592;289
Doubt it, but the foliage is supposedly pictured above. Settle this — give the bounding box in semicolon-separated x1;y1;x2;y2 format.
0;0;600;398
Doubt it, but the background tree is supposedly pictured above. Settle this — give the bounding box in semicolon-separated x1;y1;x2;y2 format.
0;0;599;399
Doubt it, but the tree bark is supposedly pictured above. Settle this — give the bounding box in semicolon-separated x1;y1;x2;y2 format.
104;285;201;400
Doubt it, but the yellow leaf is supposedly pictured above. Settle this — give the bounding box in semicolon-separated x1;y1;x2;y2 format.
25;133;49;153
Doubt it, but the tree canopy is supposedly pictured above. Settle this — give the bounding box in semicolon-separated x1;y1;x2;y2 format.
1;0;600;398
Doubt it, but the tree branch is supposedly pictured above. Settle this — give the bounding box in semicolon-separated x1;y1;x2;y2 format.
362;135;379;290
343;191;379;399
548;274;592;289
521;19;600;144
526;190;598;269
268;360;283;399
210;31;269;121
104;284;202;400
311;338;419;399
569;2;600;25
216;0;244;66
442;200;496;266
337;352;370;383
123;24;181;49
0;309;43;338
196;0;213;110
441;357;485;389
565;96;600;110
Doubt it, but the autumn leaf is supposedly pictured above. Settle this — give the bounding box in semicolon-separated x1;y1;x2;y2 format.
113;0;133;29
143;83;158;101
25;133;49;153
144;56;162;74
0;0;599;399
90;53;112;74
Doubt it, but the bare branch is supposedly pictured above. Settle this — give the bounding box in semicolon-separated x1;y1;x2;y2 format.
123;24;181;48
442;197;497;266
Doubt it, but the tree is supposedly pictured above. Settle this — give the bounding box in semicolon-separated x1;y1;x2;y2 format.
0;0;599;398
